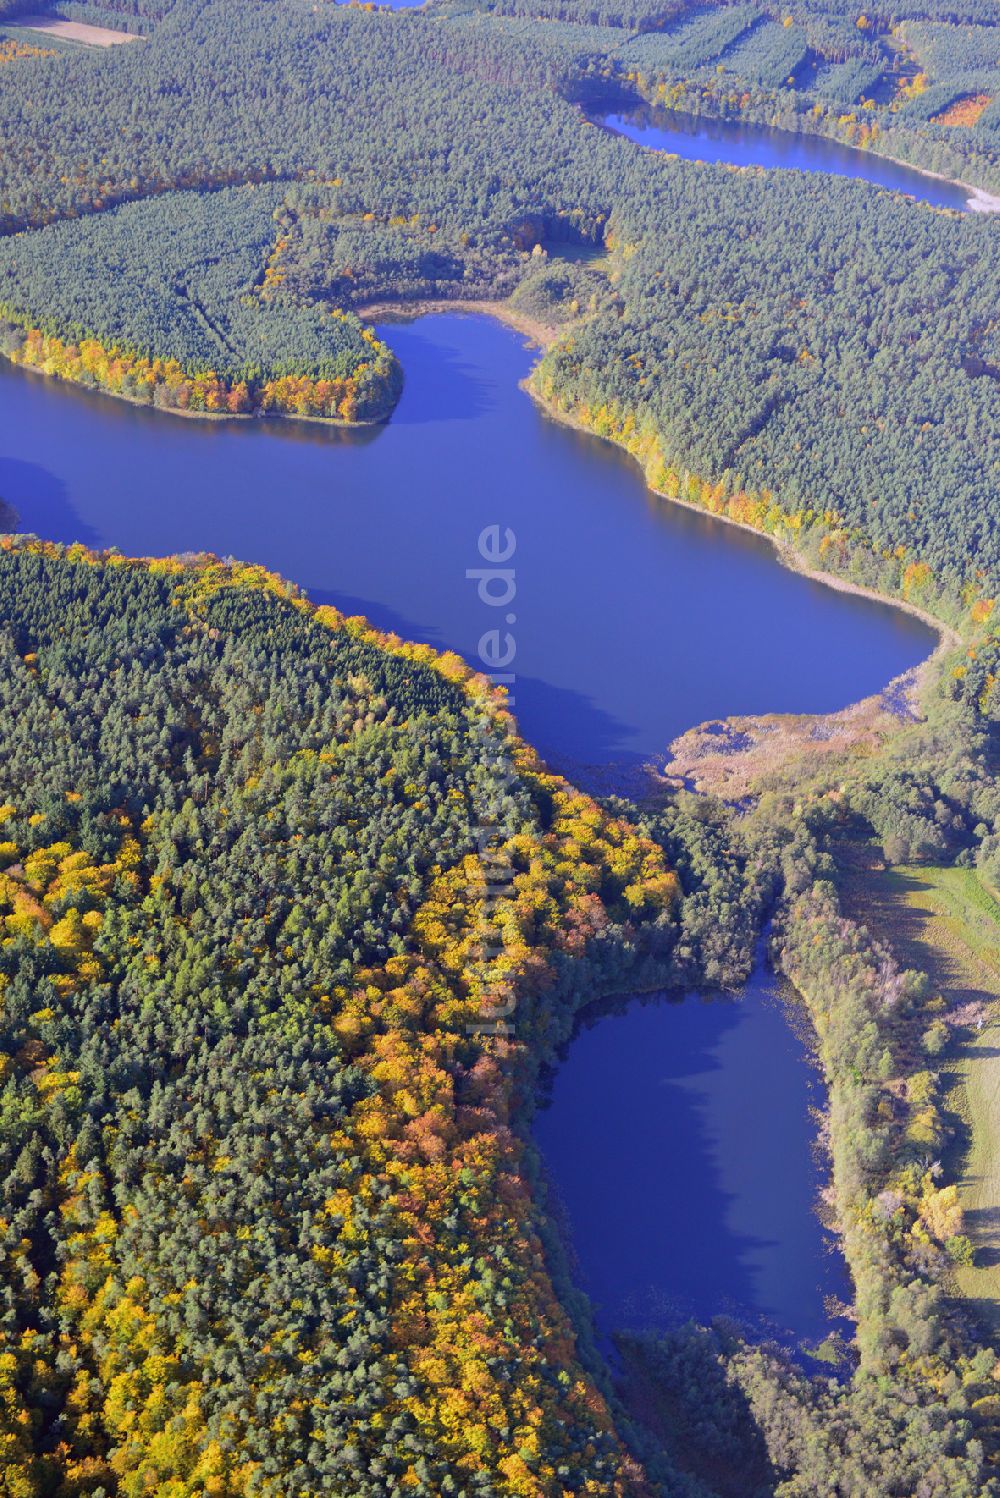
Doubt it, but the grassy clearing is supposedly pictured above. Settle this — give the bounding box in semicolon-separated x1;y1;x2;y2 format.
836;847;1000;1333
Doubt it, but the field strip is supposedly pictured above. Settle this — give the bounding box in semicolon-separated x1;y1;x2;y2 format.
12;14;141;46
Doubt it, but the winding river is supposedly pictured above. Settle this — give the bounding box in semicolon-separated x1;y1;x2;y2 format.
0;309;933;1349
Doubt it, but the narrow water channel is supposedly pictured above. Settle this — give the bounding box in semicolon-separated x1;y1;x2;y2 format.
604;102;976;211
0;312;934;783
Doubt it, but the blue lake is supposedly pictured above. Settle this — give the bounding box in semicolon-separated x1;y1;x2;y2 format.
0;310;934;1347
534;968;847;1349
0;313;933;782
605;103;976;211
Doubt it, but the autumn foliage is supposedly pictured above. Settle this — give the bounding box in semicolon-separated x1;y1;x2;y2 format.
3;322;396;423
0;539;678;1495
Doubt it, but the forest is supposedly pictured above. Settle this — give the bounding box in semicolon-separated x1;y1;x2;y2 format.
0;538;701;1495
1;0;1000;1491
0;186;401;419
0;0;995;582
1;538;997;1495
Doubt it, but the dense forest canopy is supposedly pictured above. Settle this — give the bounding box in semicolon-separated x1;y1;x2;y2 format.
1;539;998;1494
0;538;697;1495
0;0;995;582
0;184;401;418
1;0;1000;1490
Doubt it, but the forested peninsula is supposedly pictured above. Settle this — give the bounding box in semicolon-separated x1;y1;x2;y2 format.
0;188;401;422
2;0;1000;1494
0;538;689;1495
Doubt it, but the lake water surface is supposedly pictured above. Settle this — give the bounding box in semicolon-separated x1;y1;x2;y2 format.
0;314;933;780
534;966;846;1346
605;103;975;211
0;312;932;1347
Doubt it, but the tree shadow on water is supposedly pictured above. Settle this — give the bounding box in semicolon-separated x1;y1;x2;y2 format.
531;990;779;1347
309;585;647;773
378;317;500;427
0;455;100;549
310;587;445;649
502;673;647;776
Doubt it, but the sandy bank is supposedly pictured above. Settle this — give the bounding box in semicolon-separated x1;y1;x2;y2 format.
355;297;559;348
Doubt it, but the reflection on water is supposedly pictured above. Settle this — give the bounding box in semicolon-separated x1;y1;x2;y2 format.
605;103;974;211
533;966;849;1346
0;313;934;782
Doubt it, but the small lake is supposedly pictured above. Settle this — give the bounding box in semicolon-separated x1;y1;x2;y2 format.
605;103;976;211
0;313;933;784
534;966;846;1348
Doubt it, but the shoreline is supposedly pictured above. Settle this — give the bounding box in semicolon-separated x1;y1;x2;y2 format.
605;103;1000;213
347;293;961;720
527;385;960;671
839;138;1000;214
356;294;958;658
5;290;963;733
874;149;1000;214
527;378;961;798
1;350;390;429
355;297;559;348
